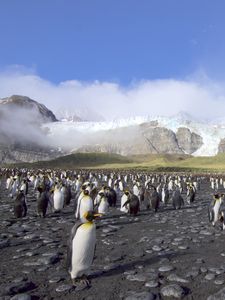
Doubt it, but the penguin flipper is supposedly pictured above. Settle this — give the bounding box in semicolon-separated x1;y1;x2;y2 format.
66;221;82;272
208;207;214;222
122;199;130;208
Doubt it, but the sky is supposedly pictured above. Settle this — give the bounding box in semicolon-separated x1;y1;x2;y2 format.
0;0;225;120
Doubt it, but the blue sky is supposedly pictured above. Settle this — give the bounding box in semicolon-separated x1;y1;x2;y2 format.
0;0;224;84
0;1;225;120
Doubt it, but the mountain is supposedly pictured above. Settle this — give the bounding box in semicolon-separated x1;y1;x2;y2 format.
1;95;225;164
44;114;225;157
0;95;61;163
0;95;57;123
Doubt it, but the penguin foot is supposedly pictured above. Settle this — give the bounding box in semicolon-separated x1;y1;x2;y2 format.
72;276;90;287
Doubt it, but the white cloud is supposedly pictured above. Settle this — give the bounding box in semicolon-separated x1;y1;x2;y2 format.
0;65;225;121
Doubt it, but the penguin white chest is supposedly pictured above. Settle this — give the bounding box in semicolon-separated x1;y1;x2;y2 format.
53;190;64;210
213;200;221;223
98;198;109;214
121;194;129;212
79;198;93;219
70;223;96;278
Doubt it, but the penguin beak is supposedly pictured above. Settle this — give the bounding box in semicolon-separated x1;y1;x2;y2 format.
93;213;102;219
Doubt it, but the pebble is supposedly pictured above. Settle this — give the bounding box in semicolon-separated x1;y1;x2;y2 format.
205;273;216;281
160;284;186;298
214;279;225;285
124;291;156;300
4;282;35;296
158;265;174;272
145;281;159;288
167;273;189;283
10;294;31;300
152;245;162;252
126;274;147;282
55;284;73;292
207;287;225;300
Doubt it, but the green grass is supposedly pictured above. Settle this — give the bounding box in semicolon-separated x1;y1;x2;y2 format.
5;152;225;172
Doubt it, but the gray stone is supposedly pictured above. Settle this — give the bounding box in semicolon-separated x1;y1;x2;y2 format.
55;284;73;292
10;294;31;300
125;291;156;300
161;284;186;298
167;273;189;283
126;274;147;282
145;281;159;288
214;279;225;285
207;287;225;299
4;282;35;296
205;273;216;281
158;265;174;272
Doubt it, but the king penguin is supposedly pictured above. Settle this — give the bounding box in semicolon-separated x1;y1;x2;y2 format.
67;211;101;286
208;193;224;226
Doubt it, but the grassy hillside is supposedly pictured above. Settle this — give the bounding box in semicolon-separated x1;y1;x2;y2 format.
5;152;225;172
7;152;132;169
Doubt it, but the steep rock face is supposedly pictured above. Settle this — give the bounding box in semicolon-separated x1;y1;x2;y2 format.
140;124;183;154
176;127;203;154
77;126;151;156
218;138;225;153
0;95;59;164
0;146;57;164
0;95;57;123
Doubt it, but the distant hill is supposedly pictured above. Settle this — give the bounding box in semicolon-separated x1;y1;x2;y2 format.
7;152;132;169
6;152;225;172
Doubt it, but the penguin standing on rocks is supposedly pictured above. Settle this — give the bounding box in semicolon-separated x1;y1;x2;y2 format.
122;191;139;216
172;188;184;210
14;190;27;218
67;211;101;286
37;186;51;217
75;189;93;220
95;191;109;215
53;183;64;212
187;184;196;204
208;193;224;226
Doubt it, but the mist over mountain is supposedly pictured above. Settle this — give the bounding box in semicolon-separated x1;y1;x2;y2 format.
1;95;225;163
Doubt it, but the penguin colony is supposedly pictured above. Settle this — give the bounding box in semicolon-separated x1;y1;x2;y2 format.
1;168;225;290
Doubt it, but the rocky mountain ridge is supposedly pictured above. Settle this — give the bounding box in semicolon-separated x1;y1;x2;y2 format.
1;95;225;163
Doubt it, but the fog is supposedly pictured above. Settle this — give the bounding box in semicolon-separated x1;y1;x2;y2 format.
1;67;225;122
1;67;225;152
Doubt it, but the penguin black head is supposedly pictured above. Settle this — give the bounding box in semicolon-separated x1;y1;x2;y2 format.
84;189;89;196
82;211;102;222
124;190;130;196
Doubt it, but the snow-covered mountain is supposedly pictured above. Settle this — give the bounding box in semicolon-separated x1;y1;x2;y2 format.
43;113;225;156
1;95;225;161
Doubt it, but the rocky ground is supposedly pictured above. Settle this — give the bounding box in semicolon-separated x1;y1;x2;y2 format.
1;179;225;299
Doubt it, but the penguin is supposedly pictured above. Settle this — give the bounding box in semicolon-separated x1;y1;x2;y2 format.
14;190;27;218
63;185;72;206
53;184;64;212
161;185;170;205
187;184;196;204
120;190;129;213
37;186;50;217
172;188;184;210
96;192;109;215
75;189;93;220
105;187;117;207
145;185;160;212
208;193;224;226
122;191;139;216
67;211;101;286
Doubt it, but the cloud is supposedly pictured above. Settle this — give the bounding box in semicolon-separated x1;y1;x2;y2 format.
0;65;225;122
